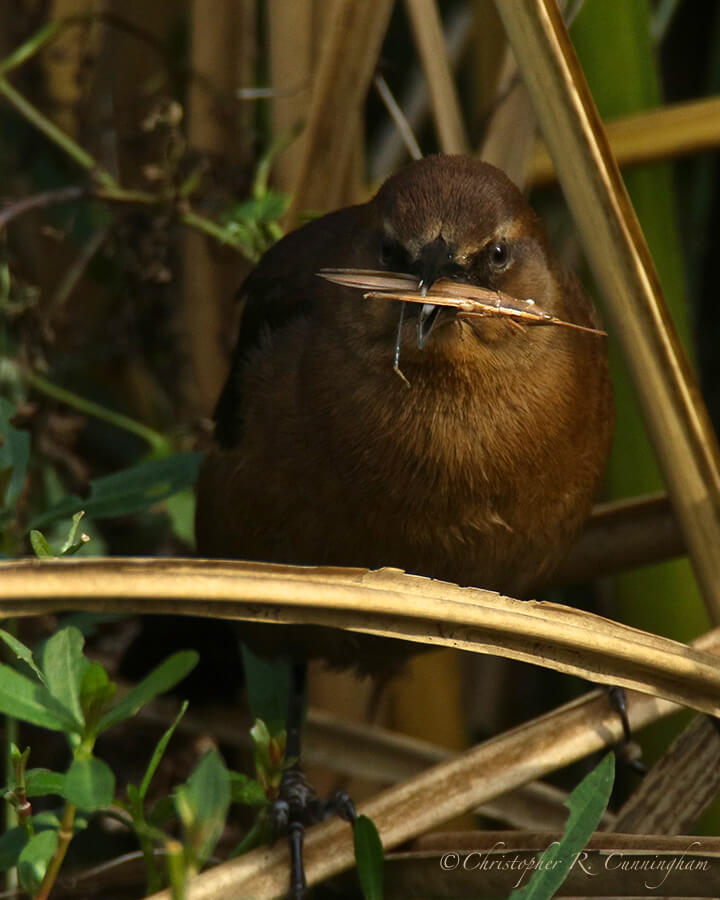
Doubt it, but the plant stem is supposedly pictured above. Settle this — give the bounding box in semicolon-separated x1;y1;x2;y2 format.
0;20;65;77
34;801;76;900
165;839;187;900
0;77;116;189
179;209;250;252
0;41;257;261
3;620;19;895
22;369;170;456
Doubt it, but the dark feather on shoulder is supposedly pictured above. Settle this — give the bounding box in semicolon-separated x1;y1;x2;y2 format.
214;207;364;447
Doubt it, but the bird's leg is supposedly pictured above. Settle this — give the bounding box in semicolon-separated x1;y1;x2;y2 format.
605;685;647;775
285;661;306;766
270;663;356;899
606;684;631;744
270;663;316;899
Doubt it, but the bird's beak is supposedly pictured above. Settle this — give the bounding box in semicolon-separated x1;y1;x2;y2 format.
415;237;447;348
417;303;440;349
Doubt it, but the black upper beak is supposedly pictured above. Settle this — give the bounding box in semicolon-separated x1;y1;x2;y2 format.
415;236;449;348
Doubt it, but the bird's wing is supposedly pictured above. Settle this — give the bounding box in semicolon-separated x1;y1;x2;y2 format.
213;205;365;447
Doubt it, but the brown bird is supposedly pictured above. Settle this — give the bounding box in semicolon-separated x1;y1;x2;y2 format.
195;154;613;895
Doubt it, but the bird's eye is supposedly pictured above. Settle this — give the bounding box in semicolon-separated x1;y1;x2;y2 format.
489;241;510;270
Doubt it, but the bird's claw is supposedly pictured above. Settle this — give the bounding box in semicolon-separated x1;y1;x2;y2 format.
327;789;356;824
269;798;290;837
271;767;355;899
605;685;647;774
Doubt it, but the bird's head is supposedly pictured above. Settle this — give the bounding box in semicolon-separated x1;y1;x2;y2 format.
370;155;563;352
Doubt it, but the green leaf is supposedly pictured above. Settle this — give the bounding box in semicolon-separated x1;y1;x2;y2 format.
98;650;198;733
6;743;31;791
510;753;615;900
223;191;288;226
354;815;384;900
30;529;54;558
59;510;87;554
79;662;116;727
25;768;65;799
175;749;231;863
0;665;81;732
64;756;115;810
30;452;204;529
165;488;196;546
229;771;268;807
241;643;291;735
0;628;46;684
17;828;58;893
250;718;271;752
0;826;27;872
0;397;30;512
40;626;88;727
146;794;176;828
32;811;61;830
139;699;188;800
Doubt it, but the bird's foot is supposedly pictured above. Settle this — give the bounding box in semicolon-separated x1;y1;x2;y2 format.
270;765;356;900
605;685;647;775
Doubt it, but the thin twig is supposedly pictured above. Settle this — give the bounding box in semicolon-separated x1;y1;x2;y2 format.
0;77;114;187
0;58;253;257
0;186;86;229
49;225;112;314
34;802;76;900
0;182;247;255
0;14;167;79
373;74;422;162
19;368;169;455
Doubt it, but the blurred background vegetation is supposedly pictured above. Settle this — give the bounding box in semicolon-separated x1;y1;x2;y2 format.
2;0;720;873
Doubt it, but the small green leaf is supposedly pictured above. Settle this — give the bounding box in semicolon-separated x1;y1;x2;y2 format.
510;753;615;900
80;662;116;727
32;809;60;831
0;628;46;684
176;749;230;863
139;700;188;800
64;756;115;810
40;627;88;727
98;650;198;733
0;826;27;872
229;771;269;808
229;773;267;809
147;794;176;828
30;529;54;558
32;811;61;830
354;815;384;900
223;191;288;227
241;643;290;736
250;718;271;751
17;828;58;893
0;665;81;732
165;488;196;546
7;743;30;789
25;768;65;799
60;510;87;554
30;452;204;529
